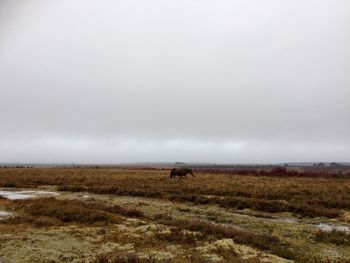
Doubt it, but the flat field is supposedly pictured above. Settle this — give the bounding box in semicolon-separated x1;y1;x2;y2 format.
0;168;350;262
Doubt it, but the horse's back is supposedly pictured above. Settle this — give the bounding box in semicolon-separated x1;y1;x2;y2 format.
170;167;194;178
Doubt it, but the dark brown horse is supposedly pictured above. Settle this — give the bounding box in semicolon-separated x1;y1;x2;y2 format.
170;168;195;179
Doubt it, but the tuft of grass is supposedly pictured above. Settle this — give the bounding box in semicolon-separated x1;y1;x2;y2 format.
152;213;291;256
294;255;350;263
154;227;197;245
2;198;145;226
315;230;350;245
93;252;156;263
9;198;118;225
104;204;144;218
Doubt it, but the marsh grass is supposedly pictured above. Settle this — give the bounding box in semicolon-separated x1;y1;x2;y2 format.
1;198;146;226
104;204;145;218
1;168;349;218
1;168;350;262
94;252;156;263
315;230;350;245
154;227;197;245
150;214;350;262
152;213;285;252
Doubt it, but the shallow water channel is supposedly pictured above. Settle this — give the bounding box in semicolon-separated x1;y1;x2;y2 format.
0;210;13;220
0;189;59;200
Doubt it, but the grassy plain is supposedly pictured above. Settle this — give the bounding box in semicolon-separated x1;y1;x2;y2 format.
0;168;350;262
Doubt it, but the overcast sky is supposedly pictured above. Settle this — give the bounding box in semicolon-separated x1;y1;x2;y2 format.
0;0;349;164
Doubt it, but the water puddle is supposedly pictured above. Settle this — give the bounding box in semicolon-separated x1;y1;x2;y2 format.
317;223;350;233
0;190;59;200
0;210;13;220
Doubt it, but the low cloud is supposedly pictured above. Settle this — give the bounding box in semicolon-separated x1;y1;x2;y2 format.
0;0;349;163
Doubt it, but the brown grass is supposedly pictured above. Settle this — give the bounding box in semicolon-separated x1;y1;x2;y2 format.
152;213;290;255
315;230;350;245
94;252;156;263
1;198;146;226
1;168;349;218
154;227;197;245
199;166;350;178
1;168;350;262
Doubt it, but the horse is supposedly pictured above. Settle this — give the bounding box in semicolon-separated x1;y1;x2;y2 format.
170;167;195;179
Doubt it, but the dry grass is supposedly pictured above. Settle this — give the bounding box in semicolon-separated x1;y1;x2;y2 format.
154;227;197;245
2;198;146;226
199;166;350;178
93;251;244;263
1;168;349;218
1;168;350;262
315;230;350;245
94;252;156;263
150;213;298;260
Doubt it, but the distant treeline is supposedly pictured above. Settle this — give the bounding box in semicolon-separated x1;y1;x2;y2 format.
0;165;34;169
192;166;350;178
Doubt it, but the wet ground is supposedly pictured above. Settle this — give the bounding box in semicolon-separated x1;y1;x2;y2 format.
0;189;59;200
0;211;12;220
0;188;349;262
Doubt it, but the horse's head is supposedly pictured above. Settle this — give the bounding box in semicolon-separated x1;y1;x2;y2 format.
189;168;196;177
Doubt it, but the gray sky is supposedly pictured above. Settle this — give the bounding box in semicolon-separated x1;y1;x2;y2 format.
0;0;349;164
